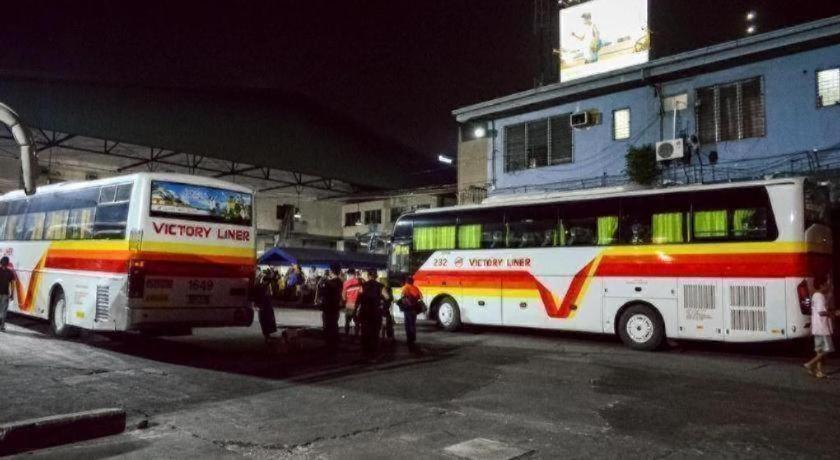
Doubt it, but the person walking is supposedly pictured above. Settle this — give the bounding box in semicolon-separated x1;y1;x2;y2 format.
399;276;424;352
357;269;385;361
254;270;277;343
318;264;344;352
0;257;16;332
805;274;836;378
342;268;362;337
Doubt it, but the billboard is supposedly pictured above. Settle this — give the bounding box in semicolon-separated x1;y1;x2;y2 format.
150;181;253;226
559;0;650;82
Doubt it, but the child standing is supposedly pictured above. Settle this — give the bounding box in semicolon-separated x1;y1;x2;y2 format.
804;274;835;379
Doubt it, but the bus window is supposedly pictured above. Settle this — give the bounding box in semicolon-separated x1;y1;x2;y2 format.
732;208;767;239
94;202;129;239
506;205;559;248
597;216;618;245
23;212;46;240
389;243;410;275
619;197;651;245
413;226;456;251
68;207;96;239
115;183;133;202
99;185;117;204
693;210;727;239
559;199;618;246
804;181;830;229
456;210;505;249
45;209;69;240
652;212;684;244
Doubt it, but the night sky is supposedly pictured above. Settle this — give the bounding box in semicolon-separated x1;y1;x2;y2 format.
2;0;839;164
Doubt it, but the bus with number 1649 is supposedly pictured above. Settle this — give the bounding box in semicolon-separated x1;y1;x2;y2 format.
0;172;256;336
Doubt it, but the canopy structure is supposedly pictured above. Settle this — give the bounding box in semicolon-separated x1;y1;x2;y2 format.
0;74;452;196
258;247;386;269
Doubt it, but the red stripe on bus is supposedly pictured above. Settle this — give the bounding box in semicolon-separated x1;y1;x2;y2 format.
594;253;832;278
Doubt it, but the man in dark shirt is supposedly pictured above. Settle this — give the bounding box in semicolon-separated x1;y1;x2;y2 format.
319;264;344;351
0;256;17;332
357;269;385;360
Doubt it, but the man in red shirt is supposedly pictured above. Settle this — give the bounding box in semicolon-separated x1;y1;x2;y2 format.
342;268;362;337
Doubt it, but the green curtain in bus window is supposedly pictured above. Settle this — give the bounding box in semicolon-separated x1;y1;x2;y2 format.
652;212;684;244
732;208;757;237
555;221;567;246
597;216;618;245
693;210;727;239
413;226;456;251
458;224;481;249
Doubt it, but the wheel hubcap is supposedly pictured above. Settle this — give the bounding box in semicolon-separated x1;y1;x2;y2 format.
55;298;66;331
626;314;653;343
438;303;453;325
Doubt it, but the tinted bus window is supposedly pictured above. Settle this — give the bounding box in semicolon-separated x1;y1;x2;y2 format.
559;199;619;246
505;205;560;248
94;202;129;239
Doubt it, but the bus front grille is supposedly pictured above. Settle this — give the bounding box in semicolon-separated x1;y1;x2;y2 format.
95;286;111;322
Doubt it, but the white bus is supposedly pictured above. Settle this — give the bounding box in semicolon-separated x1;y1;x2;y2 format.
388;178;833;350
0;173;256;336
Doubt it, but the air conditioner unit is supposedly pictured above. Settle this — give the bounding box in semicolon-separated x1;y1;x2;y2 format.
656;139;684;162
569;112;592;128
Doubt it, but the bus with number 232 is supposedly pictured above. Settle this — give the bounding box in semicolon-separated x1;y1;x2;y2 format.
388;178;832;350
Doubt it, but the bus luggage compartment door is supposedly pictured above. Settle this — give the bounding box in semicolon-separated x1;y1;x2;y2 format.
460;275;501;326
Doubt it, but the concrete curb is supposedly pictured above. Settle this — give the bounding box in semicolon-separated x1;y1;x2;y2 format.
0;408;126;456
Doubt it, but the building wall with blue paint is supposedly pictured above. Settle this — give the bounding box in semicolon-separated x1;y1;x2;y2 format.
487;43;840;194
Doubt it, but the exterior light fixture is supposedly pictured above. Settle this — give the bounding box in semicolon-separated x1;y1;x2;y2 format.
746;25;756;34
473;126;487;138
438;154;454;165
746;11;756;21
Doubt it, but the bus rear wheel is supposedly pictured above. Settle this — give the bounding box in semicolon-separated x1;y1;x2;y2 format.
618;304;664;351
50;288;77;338
436;296;461;332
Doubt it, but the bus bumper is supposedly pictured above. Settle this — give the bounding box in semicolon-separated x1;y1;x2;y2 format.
125;306;254;330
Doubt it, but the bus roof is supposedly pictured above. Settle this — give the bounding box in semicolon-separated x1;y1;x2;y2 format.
0;172;254;200
411;177;804;216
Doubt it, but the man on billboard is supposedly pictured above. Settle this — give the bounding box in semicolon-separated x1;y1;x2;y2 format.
570;12;601;63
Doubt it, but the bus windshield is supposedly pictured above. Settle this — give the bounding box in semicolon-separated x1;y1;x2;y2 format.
150;181;253;226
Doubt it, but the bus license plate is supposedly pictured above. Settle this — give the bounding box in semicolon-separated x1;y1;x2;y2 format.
187;295;210;305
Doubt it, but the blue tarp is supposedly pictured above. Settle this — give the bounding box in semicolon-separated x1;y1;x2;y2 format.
257;247;387;269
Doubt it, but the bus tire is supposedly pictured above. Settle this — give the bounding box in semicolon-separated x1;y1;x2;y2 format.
435;296;461;332
617;304;664;351
49;287;77;338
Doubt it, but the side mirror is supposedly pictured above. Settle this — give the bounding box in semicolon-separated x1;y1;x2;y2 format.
0;102;38;195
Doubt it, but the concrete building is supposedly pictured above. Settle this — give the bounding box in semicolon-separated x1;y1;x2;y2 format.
454;17;840;198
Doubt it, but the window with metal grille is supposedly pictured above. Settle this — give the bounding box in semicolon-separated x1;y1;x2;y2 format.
344;212;361;227
817;68;840;108
364;209;381;225
612;108;630;140
504;114;573;172
695;77;765;143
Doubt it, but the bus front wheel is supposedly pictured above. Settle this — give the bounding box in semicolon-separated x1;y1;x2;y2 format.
617;304;664;351
435;296;461;332
49;288;77;338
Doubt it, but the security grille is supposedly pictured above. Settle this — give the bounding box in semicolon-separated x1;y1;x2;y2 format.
730;309;766;332
729;285;766;332
696;76;765;143
683;284;716;310
504;114;572;172
95;286;110;322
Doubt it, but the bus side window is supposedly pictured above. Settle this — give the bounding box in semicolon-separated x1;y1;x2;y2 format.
456;210;504;249
68;207;96;240
99;185;117;204
94;202;130;239
24;212;46;240
115;183;133;202
45;209;70;240
505;205;558;249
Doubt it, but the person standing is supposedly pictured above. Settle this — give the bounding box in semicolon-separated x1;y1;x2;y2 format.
254;271;277;343
805;274;836;378
318;264;344;351
380;277;395;345
342;268;362;336
399;276;423;352
357;269;384;361
0;257;16;332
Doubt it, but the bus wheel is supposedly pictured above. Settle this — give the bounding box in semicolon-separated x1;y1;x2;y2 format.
436;296;461;332
50;288;76;338
618;304;664;351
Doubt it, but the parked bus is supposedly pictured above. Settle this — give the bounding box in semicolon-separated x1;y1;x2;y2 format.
388;178;832;350
0;173;255;336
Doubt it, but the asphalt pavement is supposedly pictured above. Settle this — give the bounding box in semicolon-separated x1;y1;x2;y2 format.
1;308;838;459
